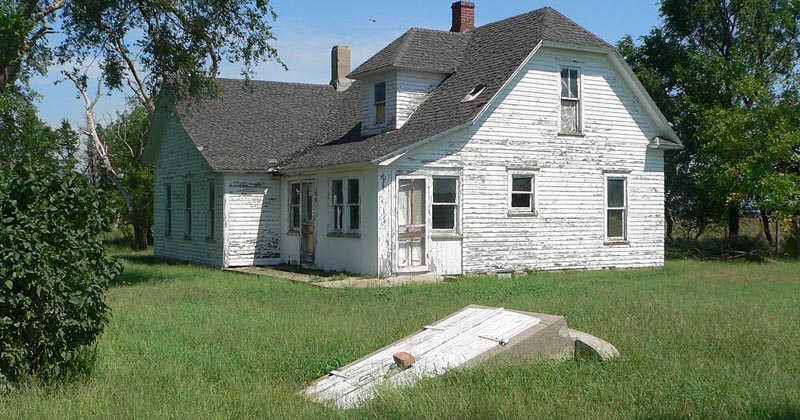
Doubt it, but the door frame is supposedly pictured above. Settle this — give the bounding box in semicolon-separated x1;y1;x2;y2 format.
395;175;429;273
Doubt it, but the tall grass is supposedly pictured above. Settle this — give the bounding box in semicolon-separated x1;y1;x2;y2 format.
2;250;799;419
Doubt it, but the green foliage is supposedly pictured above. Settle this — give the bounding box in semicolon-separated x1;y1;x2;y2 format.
0;154;122;386
619;0;800;243
95;106;154;250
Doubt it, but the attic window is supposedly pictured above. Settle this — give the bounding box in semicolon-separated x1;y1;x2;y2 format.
461;84;486;102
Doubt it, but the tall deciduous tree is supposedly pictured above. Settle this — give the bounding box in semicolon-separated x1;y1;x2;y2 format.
2;0;284;250
620;0;800;256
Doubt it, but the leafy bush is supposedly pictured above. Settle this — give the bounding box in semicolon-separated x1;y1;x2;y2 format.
0;155;122;387
666;236;772;261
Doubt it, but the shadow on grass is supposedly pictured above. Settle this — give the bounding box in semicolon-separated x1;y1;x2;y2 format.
641;404;800;420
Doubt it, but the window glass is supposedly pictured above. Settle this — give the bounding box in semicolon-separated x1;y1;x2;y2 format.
607;210;624;238
347;179;359;204
374;82;386;103
433;178;457;203
510;175;534;210
332;180;343;231
607;179;625;207
347;179;360;231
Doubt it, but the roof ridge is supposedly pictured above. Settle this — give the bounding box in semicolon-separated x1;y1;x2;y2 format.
214;78;334;89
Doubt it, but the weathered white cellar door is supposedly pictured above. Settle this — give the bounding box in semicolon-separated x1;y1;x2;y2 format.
397;178;426;270
300;181;315;266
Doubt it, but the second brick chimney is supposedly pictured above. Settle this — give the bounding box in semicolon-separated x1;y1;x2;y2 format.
450;1;475;32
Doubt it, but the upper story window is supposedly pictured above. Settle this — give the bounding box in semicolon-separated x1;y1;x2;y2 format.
374;81;386;125
560;67;581;134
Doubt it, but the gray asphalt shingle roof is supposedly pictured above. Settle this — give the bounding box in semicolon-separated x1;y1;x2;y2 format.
172;7;612;172
348;28;472;77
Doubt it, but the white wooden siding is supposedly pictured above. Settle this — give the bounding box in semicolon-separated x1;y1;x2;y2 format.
280;168;380;275
360;73;398;136
153;117;224;266
223;175;281;267
381;47;666;275
396;70;447;129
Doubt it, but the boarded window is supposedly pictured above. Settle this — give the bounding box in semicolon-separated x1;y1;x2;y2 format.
207;181;215;239
374;81;386;125
560;67;580;133
165;184;172;236
290;182;301;232
184;182;192;238
510;175;535;211
607;178;626;240
432;177;458;231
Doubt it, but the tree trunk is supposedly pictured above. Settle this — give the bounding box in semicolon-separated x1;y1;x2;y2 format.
760;208;773;243
728;203;740;239
665;205;674;241
132;217;151;251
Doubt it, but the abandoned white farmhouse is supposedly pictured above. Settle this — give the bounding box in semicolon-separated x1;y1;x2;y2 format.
144;2;681;276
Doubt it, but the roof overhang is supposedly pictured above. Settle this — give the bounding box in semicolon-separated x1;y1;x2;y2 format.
349;65;455;80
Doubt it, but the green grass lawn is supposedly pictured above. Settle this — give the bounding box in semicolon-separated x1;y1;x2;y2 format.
3;251;800;420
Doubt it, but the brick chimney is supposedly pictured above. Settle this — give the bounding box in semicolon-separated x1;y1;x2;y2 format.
450;1;475;32
330;45;352;92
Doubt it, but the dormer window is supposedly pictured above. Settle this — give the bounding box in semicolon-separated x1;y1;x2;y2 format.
462;84;486;102
374;81;387;125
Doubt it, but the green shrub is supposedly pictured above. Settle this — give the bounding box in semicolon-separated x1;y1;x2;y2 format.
0;156;122;386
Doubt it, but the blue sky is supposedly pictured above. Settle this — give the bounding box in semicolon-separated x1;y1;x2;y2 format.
31;0;663;128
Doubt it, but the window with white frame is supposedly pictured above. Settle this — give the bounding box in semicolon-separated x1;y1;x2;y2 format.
184;182;192;239
331;180;344;232
606;178;627;241
560;67;581;134
432;177;458;231
374;81;386;125
330;178;360;234
509;173;536;213
207;181;215;239
165;184;172;236
348;179;360;231
289;182;301;232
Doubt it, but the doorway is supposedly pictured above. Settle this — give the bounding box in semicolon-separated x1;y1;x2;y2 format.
397;178;426;270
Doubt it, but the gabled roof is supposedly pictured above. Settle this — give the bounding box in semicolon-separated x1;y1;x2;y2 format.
348;28;472;77
149;7;676;173
282;7;613;169
168;79;360;172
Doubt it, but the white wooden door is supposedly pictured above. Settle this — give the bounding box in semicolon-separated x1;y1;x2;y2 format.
397;178;426;270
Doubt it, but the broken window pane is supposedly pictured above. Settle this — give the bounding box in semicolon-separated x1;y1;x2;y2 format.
561;99;578;133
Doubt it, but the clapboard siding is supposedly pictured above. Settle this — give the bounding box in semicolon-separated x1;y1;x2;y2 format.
280;168;380;275
361;73;398;136
382;47;666;274
224;175;281;267
396;70;448;129
153;116;224;266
